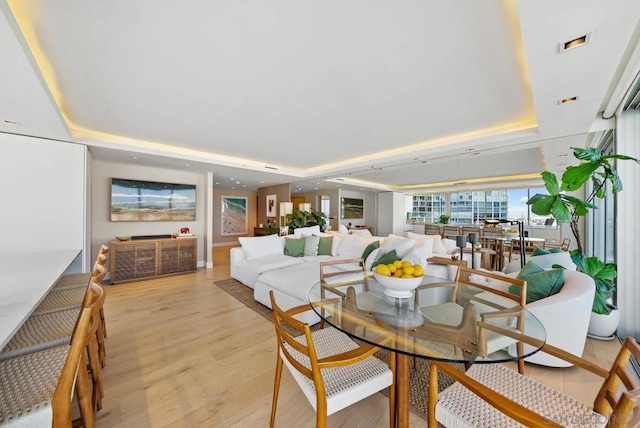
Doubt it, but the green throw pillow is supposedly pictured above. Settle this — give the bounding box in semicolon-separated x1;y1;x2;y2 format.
361;240;380;261
317;236;333;256
532;246;562;256
510;261;565;303
284;237;306;257
372;249;399;268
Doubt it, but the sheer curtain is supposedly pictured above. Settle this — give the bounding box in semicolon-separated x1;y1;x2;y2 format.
616;109;640;339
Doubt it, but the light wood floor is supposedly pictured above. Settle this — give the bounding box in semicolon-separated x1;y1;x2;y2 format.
95;245;622;428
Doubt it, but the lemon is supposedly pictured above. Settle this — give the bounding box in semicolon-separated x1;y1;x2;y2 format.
393;269;404;277
413;265;424;277
401;261;413;268
393;260;402;268
403;266;415;276
375;264;391;276
387;263;397;274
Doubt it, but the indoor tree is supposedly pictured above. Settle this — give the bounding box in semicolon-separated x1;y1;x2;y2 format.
527;147;639;314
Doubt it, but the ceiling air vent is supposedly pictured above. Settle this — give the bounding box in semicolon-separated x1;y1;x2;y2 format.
558;32;592;53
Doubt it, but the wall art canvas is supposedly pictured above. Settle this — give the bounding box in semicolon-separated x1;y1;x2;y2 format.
221;196;248;235
341;197;364;219
266;194;277;217
110;178;196;221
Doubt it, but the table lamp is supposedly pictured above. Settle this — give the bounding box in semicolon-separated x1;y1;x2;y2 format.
279;202;293;233
299;203;311;212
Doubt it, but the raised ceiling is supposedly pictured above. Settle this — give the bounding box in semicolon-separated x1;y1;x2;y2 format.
1;1;639;192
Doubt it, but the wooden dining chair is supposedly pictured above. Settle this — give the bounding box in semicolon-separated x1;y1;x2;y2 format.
53;252;108;290
319;258;372;327
442;225;461;239
0;304;97;427
268;291;395;428
425;223;442;236
418;266;527;374
428;337;640;428
561;237;571;251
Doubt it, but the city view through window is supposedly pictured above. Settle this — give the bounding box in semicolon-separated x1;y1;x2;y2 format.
410;188;551;225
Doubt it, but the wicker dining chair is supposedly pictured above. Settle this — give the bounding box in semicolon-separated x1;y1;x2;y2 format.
268;291;395;428
0;304;97;427
428;337;640;427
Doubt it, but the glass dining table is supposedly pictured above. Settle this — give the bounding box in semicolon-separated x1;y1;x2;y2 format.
308;271;546;428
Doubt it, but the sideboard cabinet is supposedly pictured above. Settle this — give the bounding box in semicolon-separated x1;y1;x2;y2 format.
110;237;197;284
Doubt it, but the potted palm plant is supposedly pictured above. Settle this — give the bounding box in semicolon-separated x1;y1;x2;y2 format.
528;147;639;338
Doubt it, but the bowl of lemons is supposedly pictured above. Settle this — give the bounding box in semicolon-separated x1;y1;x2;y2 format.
504;228;520;239
373;260;425;298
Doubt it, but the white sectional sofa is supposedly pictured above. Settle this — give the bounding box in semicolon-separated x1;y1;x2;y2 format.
230;228;477;324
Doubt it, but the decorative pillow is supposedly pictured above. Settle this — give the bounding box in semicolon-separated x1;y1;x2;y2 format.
380;234;415;258
350;228;372;237
339;224;349;235
532;246;562;256
511;261;565;303
365;248;383;271
239;234;284;259
330;234;342;256
317;235;333;256
293;225;321;239
284;237;306;257
337;235;379;258
503;251;576;274
407;232;447;254
303;235;320;256
401;240;433;268
361;240;380;261
373;249;399;268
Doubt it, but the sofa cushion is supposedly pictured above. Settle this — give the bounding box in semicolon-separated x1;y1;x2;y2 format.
336;234;379;258
511;261;565;304
243;254;305;275
293;225;321;239
401;240;433;268
284;237;306;257
239;234;284;260
303;235;320;256
365;248;383;271
317;235;333;256
381;234;415;258
407;232;447;254
258;262;321;303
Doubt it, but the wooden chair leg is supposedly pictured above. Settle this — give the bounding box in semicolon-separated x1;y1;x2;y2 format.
75;353;95;428
270;356;283;428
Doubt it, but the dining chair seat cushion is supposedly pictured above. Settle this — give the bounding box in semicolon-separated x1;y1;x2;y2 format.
283;327;392;416
52;272;92;290
33;287;87;315
0;345;70;426
436;361;605;427
0;308;80;361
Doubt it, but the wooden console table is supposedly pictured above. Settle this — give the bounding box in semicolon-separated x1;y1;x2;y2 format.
110;237;197;284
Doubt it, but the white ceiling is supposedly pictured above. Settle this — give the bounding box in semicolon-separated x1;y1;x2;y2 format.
1;1;639;193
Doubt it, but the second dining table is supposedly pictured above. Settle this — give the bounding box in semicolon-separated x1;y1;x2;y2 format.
309;271;546;428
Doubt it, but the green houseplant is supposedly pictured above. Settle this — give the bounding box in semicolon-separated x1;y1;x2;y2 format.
528;147;639;316
286;209;327;232
438;214;450;224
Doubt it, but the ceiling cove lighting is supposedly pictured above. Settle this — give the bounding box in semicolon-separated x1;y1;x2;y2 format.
559;32;592;52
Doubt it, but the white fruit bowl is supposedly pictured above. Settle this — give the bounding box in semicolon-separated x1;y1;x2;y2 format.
373;272;423;299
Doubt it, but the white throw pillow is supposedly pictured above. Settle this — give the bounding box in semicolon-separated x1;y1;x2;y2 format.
441;238;458;254
337;235;378;258
407;232;447;254
365;248;383;271
303;235;320;256
339;224;349;234
350;229;372;237
239;234;284;259
330;234;343;256
381;234;415;258
294;225;321;239
401;240;433;268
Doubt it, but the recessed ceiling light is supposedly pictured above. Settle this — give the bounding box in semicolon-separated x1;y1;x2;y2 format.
559;96;579;105
230;178;234;180
131;156;139;160
557;163;567;167
466;148;476;152
215;182;220;185
184;163;191;167
472;152;481;156
421;161;427;164
557;154;569;158
559;33;592;52
235;181;240;184
3;119;18;125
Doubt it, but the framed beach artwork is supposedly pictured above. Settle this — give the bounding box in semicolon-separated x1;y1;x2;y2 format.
110;178;196;221
266;194;277;217
221;196;248;235
341;197;364;219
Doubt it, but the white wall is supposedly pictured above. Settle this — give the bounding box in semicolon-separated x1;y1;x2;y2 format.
0;134;86;257
377;191;407;236
91;160;207;266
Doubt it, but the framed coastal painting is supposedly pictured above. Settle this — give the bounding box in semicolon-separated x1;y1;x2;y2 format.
110;178;196;221
266;194;277;217
221;196;248;235
341;197;364;219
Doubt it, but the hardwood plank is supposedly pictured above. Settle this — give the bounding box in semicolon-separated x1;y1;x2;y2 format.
96;245;621;427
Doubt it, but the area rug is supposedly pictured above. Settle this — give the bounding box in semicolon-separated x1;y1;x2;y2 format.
213;278;460;421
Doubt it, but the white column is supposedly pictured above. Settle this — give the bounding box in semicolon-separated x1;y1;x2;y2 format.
616;110;640;339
